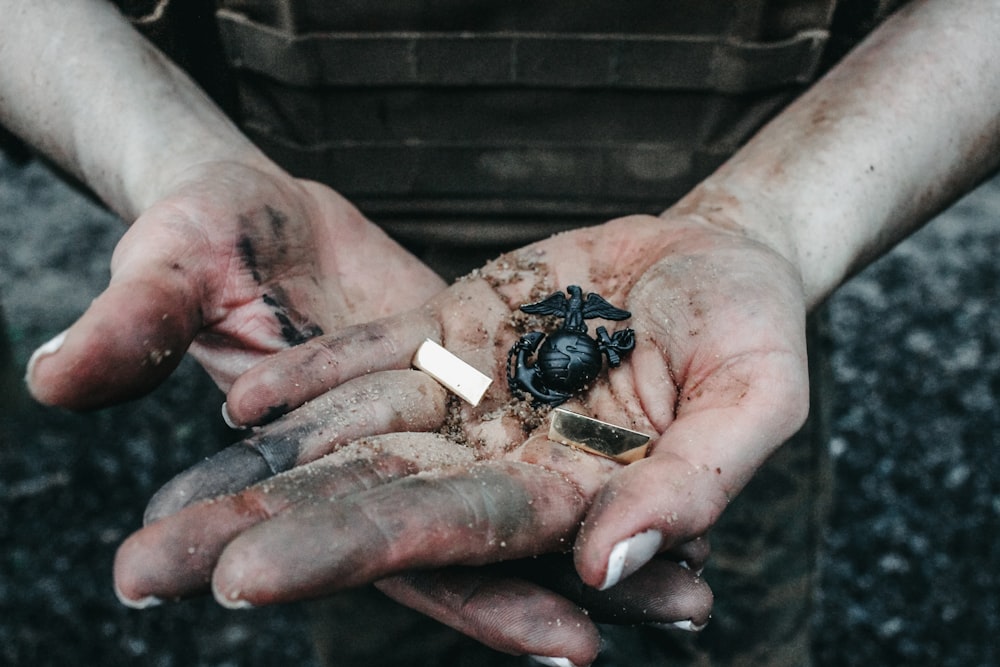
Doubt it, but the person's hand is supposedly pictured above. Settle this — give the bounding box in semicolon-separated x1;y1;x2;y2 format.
119;429;713;666
114;210;807;663
23;161;444;409
217;209;811;583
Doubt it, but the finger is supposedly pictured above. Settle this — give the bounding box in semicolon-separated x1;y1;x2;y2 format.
574;348;809;590
143;369;449;523
376;569;601;667
114;433;474;607
210;438;614;608
520;554;713;629
665;536;711;574
376;554;713;667
25;274;200;410
227;276;517;428
224;310;440;427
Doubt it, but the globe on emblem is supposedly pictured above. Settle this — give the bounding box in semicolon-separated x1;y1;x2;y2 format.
533;330;603;393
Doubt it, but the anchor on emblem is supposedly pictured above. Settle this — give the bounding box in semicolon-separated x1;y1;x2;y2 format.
507;285;636;406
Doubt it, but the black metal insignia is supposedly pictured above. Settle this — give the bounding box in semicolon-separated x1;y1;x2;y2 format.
507;285;635;406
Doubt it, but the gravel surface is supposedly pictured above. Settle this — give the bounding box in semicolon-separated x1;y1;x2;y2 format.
1;152;997;666
815;175;1000;666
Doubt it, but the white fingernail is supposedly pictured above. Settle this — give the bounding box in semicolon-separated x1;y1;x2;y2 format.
221;402;240;429
600;529;663;590
652;619;709;632
676;559;705;576
214;585;255;610
677;619;708;632
25;330;67;382
114;584;162;610
217;596;254;610
528;657;577;667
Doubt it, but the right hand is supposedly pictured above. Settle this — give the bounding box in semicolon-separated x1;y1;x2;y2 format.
115;207;811;662
24;160;445;409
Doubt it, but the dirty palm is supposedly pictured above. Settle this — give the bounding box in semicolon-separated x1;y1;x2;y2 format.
116;213;809;662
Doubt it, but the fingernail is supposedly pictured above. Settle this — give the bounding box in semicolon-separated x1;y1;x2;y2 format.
677;560;705;576
528;657;578;667
25;329;67;383
600;528;663;590
213;575;256;609
221;402;241;429
214;587;255;610
114;584;162;610
672;619;709;632
651;618;709;633
217;596;255;610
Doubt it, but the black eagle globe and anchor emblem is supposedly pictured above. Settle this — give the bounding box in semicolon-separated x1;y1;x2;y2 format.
507;285;636;406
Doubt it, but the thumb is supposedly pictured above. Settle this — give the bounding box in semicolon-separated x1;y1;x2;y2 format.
25;271;201;410
574;348;809;590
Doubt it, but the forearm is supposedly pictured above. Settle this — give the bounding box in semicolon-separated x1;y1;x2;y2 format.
681;0;1000;308
0;0;276;219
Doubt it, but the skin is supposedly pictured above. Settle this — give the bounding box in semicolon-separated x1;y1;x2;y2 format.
1;0;444;408
4;0;1000;664
2;1;715;661
121;2;1000;662
119;212;799;606
121;229;734;663
27;163;447;407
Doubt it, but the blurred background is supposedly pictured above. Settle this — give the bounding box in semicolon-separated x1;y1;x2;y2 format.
1;152;997;666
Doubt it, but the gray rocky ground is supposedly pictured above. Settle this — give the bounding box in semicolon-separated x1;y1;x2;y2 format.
0;152;997;666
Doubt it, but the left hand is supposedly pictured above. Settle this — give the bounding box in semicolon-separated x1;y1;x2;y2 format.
118;429;712;665
25;162;444;409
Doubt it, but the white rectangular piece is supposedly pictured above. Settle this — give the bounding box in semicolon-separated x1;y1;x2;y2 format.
412;339;493;406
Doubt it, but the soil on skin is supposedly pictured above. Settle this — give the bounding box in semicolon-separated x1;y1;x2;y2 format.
1;153;997;666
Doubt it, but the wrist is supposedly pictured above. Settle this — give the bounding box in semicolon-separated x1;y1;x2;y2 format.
0;0;283;221
89;44;282;220
670;0;1000;310
666;179;811;302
